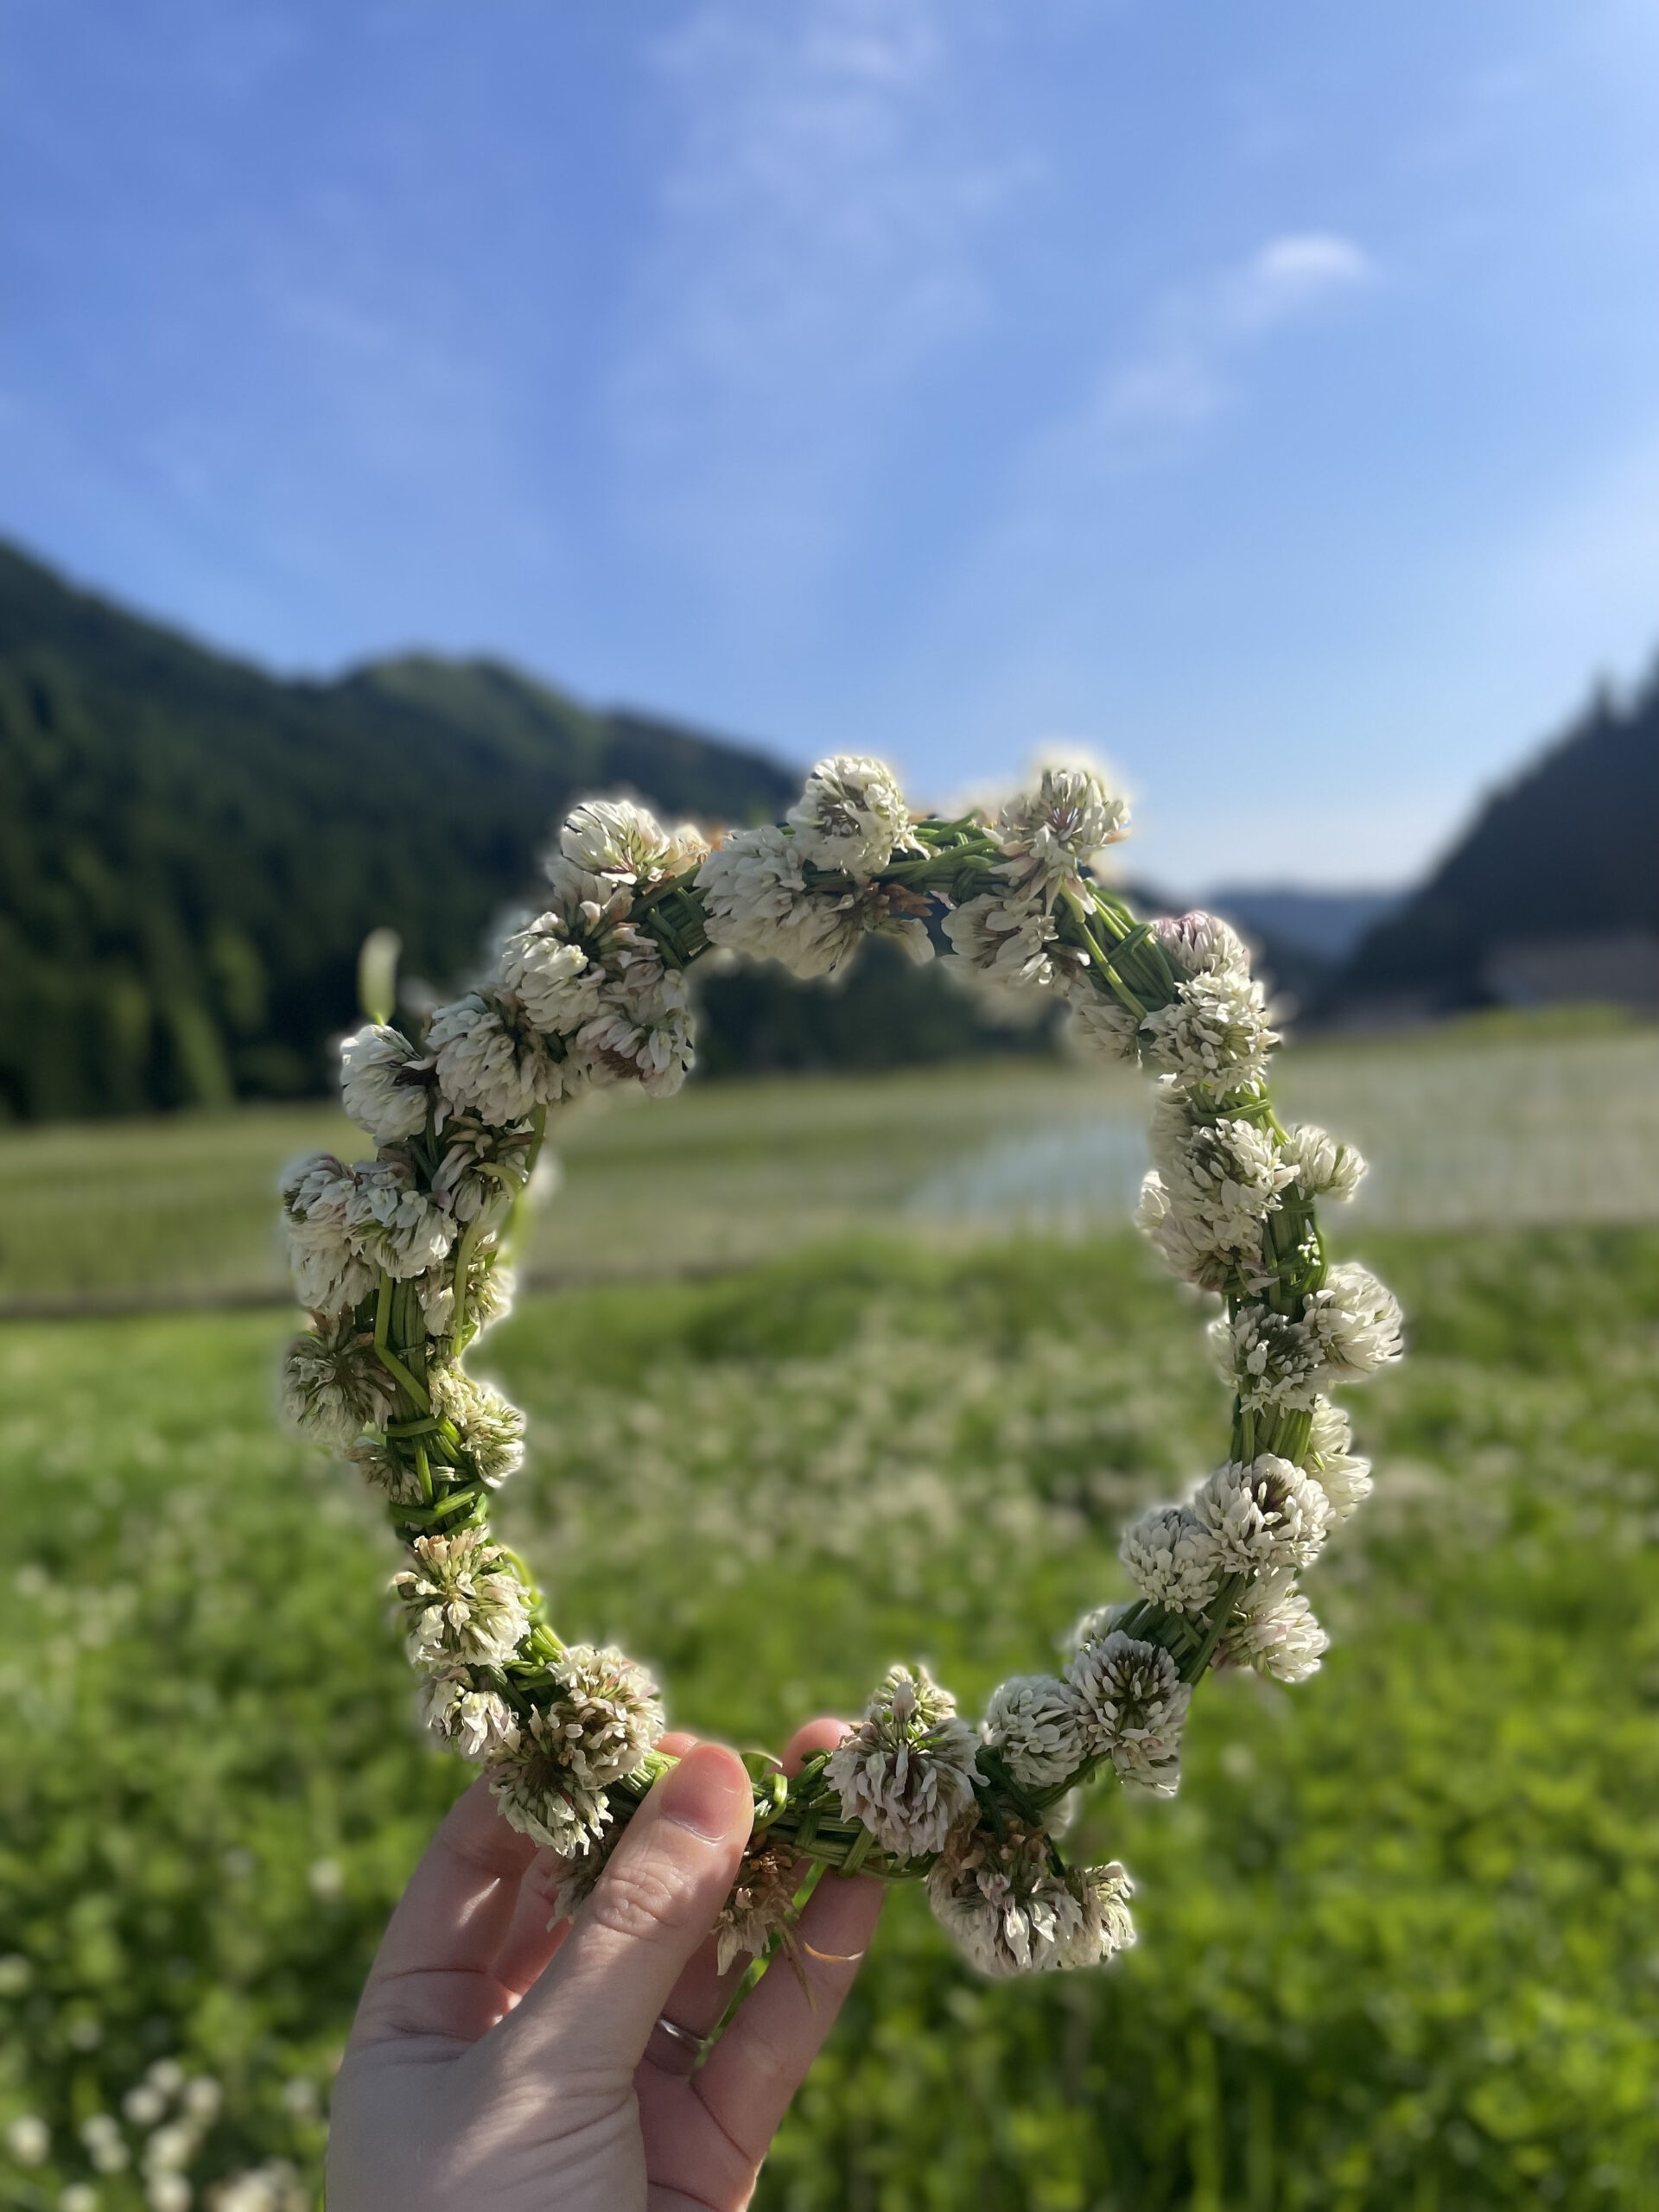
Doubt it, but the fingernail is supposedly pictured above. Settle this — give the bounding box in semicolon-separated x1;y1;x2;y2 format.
658;1743;750;1844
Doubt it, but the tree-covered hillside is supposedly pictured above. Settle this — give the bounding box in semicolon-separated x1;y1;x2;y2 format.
0;543;806;1120
0;542;1056;1121
1332;667;1659;1014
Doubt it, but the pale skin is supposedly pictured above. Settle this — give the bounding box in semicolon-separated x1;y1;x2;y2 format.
327;1721;885;2212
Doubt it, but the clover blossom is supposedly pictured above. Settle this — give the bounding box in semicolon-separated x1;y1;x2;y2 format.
995;763;1128;900
280;1318;397;1446
1067;1631;1191;1796
1152;909;1251;980
279;1153;376;1314
715;1841;800;1973
428;992;578;1125
419;1672;522;1761
1119;1503;1224;1615
1306;1397;1374;1520
1140;969;1278;1095
1191;1453;1332;1579
340;1024;429;1144
927;1820;1135;1976
393;1531;531;1669
1217;1570;1329;1684
981;1674;1089;1791
786;753;918;880
825;1664;980;1858
497;916;605;1036
1281;1122;1368;1203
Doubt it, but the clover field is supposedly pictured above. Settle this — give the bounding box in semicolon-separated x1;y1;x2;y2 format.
3;1027;1659;2210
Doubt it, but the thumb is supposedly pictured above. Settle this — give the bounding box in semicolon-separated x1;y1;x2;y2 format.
496;1741;753;2080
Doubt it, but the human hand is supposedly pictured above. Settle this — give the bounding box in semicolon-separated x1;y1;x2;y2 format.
327;1719;884;2212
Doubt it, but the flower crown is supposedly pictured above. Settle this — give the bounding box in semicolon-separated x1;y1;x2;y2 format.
279;755;1400;1982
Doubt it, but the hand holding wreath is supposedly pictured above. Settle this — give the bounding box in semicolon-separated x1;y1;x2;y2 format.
328;1727;883;2212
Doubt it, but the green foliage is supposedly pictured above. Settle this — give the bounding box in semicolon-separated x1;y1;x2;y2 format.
4;1222;1659;2206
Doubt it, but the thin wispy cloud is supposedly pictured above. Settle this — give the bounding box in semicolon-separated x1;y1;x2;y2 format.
606;0;1027;614
1097;232;1376;440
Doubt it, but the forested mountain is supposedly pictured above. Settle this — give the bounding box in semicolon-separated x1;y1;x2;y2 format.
0;542;1052;1121
1330;668;1659;1016
0;542;803;1119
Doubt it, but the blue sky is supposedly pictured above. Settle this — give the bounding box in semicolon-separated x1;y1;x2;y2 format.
3;0;1656;888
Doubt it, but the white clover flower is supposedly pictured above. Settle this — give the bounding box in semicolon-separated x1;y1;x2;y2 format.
1063;980;1144;1064
340;1157;454;1281
124;2085;166;2126
1135;1172;1234;1293
62;2186;101;2212
1152;910;1251;981
428;992;579;1126
714;1840;799;1973
1306;1397;1373;1520
1217;1569;1329;1683
995;765;1128;899
1191;1453;1331;1579
429;1117;534;1230
392;1530;531;1669
143;2122;198;2176
981;1674;1089;1791
208;2163;308;2212
825;1664;980;1858
1118;1503;1224;1615
430;1367;526;1487
279;1154;377;1315
786;754;918;881
147;2176;191;2212
1305;1262;1404;1382
927;1820;1134;1976
576;972;696;1097
528;1643;665;1790
697;825;861;978
1144;1094;1296;1279
345;1434;425;1506
559;797;708;891
1281;1122;1367;1204
942;891;1064;989
340;1027;428;1147
279;1318;397;1446
81;2112;129;2173
5;2115;49;2166
1066;1601;1135;1653
462;1647;658;1863
181;2080;220;2125
1216;1301;1326;1413
1066;1631;1192;1796
1140;970;1277;1096
419;1671;522;1762
497;917;605;1038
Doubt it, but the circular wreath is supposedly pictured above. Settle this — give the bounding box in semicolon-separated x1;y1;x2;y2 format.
279;756;1402;1985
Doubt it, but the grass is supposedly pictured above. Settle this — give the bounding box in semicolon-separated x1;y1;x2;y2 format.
3;1217;1659;2207
3;1027;1659;2207
3;1014;1658;1307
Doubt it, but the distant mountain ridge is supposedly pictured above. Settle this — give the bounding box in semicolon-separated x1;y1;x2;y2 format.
1329;669;1659;1018
0;539;798;1118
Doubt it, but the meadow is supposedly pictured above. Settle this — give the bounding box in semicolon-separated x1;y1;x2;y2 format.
3;1018;1659;2209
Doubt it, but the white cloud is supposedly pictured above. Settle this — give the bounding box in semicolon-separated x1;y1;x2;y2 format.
1230;232;1374;328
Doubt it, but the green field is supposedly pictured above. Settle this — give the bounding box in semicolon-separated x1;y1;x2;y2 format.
3;1025;1659;2209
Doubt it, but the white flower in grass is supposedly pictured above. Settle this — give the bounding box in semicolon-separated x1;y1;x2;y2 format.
715;1840;800;1973
1152;910;1251;981
147;2182;191;2212
419;1671;522;1762
393;1531;531;1668
340;1025;429;1144
995;765;1129;899
1140;970;1277;1095
429;1367;526;1486
1305;1262;1403;1382
143;2123;198;2177
825;1664;980;1858
1066;1631;1191;1796
576;973;696;1097
62;2186;100;2212
341;1157;454;1281
1118;1504;1224;1615
1306;1398;1373;1521
697;826;861;978
943;892;1065;989
279;1154;376;1315
927;1820;1135;1976
1281;1122;1367;1203
498;918;605;1038
1063;981;1144;1064
5;2115;49;2165
429;992;579;1126
280;1318;397;1446
81;2112;129;2173
1192;1454;1332;1578
786;755;918;881
208;2163;308;2212
1217;1570;1329;1683
981;1675;1089;1791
